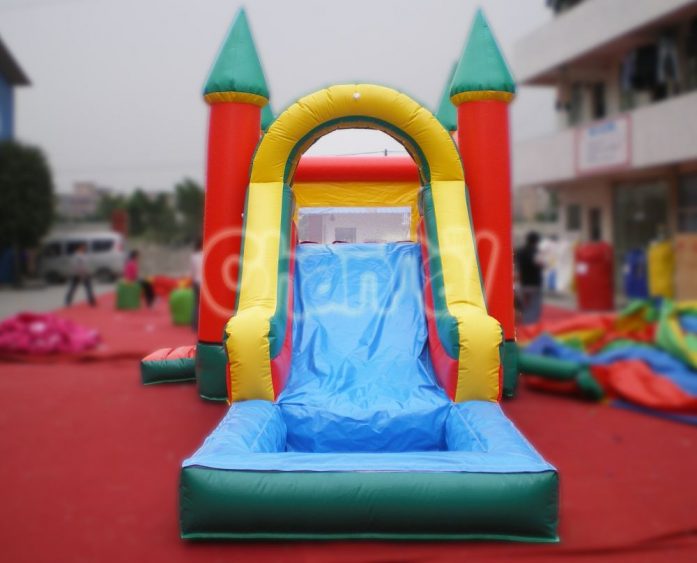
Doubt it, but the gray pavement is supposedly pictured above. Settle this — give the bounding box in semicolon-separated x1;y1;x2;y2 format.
543;291;576;310
0;282;113;319
1;283;625;321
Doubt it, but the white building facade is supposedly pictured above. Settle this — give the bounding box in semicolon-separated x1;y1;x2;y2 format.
512;0;697;284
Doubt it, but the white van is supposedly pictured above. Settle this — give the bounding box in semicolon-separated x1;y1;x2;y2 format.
39;232;126;283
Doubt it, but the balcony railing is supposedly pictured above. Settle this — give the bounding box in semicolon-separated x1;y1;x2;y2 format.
512;0;697;84
513;90;697;187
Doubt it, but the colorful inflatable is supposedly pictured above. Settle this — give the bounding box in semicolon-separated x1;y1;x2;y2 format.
187;12;519;402
519;299;697;424
0;312;99;356
174;9;558;541
648;240;674;299
115;280;141;310
150;275;191;298
141;345;195;385
168;287;194;326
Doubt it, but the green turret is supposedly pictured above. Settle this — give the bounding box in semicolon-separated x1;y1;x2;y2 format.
450;9;515;105
435;64;457;132
204;8;269;106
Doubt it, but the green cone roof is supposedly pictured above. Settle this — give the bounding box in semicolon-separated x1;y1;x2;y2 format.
204;8;269;100
435;64;458;132
450;9;515;99
261;103;275;131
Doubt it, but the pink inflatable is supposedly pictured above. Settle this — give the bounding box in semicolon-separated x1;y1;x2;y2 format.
0;312;100;355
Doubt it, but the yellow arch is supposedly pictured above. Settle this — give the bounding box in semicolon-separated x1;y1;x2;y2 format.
251;84;463;184
226;84;501;403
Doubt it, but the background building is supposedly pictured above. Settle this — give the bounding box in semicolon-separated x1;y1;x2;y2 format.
0;36;29;141
512;0;697;290
56;181;113;220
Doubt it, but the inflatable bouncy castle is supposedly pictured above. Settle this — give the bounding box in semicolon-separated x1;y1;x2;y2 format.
519;299;697;424
169;9;558;540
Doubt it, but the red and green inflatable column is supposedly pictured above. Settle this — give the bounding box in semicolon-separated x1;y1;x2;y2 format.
197;8;270;400
451;10;518;396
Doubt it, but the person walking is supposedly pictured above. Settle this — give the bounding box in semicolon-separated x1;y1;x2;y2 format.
65;243;97;307
516;231;543;325
190;238;203;331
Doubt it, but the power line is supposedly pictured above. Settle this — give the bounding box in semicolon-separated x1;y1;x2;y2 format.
311;149;408;157
52;149;408;175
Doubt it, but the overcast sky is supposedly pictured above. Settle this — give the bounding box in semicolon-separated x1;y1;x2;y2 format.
0;0;555;193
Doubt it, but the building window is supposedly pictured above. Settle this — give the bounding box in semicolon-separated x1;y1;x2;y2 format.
619;53;636;111
591;83;606;120
613;180;669;258
588;207;602;241
687;18;697;92
619;90;635;112
568;83;583;126
566;204;582;231
678;174;697;233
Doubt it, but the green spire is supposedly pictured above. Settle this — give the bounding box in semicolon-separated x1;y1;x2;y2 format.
450;8;515;105
435;64;457;132
261;103;275;131
203;8;269;105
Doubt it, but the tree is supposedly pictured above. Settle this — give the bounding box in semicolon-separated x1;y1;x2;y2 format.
127;188;151;237
94;192;127;222
126;189;180;243
0;141;54;249
148;192;178;243
175;178;204;243
121;179;203;243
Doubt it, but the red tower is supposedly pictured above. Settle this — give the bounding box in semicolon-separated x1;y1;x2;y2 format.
196;9;269;399
450;9;518;395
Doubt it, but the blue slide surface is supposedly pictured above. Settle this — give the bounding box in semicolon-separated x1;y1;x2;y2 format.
184;243;553;475
279;243;450;453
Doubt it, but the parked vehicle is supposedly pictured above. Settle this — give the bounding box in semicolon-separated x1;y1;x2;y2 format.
38;232;126;283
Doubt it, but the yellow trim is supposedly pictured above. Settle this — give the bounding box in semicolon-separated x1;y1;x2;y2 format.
450;90;514;105
204;91;268;107
224;181;284;402
293;181;420;240
431;180;486;311
431;179;499;401
452;304;502;402
251;84;464;184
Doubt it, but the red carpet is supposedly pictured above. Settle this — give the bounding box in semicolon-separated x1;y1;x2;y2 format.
1;296;696;562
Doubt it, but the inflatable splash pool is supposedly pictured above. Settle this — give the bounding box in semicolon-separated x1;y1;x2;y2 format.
181;244;558;540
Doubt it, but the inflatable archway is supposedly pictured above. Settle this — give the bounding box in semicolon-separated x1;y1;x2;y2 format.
168;8;557;543
225;84;501;403
189;9;518;402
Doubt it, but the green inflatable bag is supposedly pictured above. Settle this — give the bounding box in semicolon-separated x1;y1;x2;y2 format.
116;280;141;310
169;287;194;326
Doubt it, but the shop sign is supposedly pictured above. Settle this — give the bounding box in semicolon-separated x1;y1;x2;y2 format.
575;115;631;174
